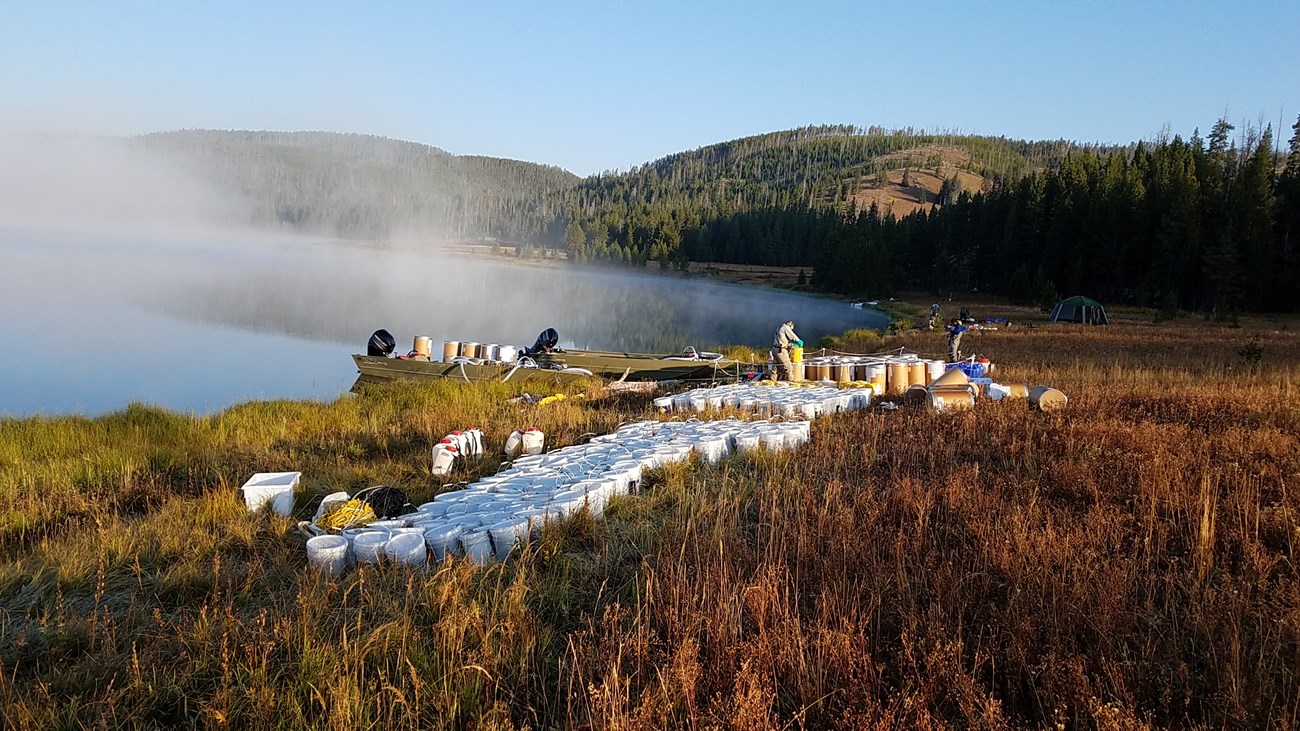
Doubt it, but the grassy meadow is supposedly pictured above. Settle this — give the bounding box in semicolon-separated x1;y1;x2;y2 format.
1;304;1298;729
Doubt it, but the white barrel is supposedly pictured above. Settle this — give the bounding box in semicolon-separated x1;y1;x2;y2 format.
384;532;428;567
306;535;349;577
485;344;501;362
352;531;389;565
462;530;494;564
498;345;517;363
927;360;946;384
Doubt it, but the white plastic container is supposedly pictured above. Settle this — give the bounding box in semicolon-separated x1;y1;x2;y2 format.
489;517;531;560
418;501;450;517
520;428;544;455
352;531;389;565
384;532;428;568
462;530;495;564
424;524;462;560
431;443;459;477
306;535;349;577
240;471;301;516
695;436;729;466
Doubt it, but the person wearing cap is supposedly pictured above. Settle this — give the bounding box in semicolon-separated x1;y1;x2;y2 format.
945;318;969;362
771;319;801;381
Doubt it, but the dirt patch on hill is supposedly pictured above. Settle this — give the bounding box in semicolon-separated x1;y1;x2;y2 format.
845;145;990;218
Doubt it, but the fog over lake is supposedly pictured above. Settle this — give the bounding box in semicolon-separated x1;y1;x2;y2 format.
0;231;886;417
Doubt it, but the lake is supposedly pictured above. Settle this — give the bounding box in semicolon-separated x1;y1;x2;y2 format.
0;230;887;417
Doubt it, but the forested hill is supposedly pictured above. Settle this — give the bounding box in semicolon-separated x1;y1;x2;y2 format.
553;125;1124;266
134;130;579;240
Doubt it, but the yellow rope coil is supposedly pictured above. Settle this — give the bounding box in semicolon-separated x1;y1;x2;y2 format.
317;499;376;531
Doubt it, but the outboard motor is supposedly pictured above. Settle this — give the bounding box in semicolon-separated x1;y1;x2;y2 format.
367;329;397;357
526;327;559;355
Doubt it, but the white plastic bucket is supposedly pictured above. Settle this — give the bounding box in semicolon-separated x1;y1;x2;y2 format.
696;436;730;465
498;345;517;363
759;430;787;451
733;431;761;452
384;532;428;567
352;531;389;565
418;501;450;517
462;530;495;564
489;517;531;560
306;535;349;577
424;524;461;559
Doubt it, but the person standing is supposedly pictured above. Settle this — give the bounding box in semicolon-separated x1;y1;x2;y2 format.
945;318;968;362
929;302;940;329
771;319;801;381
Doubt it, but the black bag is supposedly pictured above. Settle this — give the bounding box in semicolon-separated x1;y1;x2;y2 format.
358;485;410;519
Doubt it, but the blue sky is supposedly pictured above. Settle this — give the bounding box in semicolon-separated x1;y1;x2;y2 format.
2;1;1296;176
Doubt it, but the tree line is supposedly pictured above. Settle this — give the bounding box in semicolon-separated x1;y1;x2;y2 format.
813;117;1300;314
556;118;1299;313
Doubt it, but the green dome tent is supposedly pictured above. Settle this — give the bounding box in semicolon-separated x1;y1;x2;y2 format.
1049;295;1109;325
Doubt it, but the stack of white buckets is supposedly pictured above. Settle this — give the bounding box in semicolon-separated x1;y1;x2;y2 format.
305;418;812;575
652;383;872;419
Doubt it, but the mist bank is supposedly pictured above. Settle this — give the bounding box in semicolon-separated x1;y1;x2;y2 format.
0;230;885;416
146;239;887;353
0;131;248;237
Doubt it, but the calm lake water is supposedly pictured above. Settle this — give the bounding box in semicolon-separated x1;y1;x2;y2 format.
0;230;887;417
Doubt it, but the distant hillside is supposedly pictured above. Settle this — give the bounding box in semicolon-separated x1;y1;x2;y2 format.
553;125;1128;265
134;130;580;240
125;126;1144;256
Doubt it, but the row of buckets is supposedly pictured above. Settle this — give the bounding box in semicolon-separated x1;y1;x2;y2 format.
654;383;871;419
780;352;991;395
408;337;520;364
655;370;1066;415
305;418;811;575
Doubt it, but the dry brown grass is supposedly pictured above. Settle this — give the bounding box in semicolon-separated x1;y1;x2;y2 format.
1;316;1298;728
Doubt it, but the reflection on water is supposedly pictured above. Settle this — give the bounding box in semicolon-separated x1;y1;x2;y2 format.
0;231;886;416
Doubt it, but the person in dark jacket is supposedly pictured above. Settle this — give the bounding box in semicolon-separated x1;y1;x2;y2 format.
945;318;968;362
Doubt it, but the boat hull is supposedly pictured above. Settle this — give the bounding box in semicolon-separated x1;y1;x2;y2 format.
532;349;745;381
351;355;589;390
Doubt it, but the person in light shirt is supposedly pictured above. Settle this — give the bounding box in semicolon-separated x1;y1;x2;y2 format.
771;319;801;381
